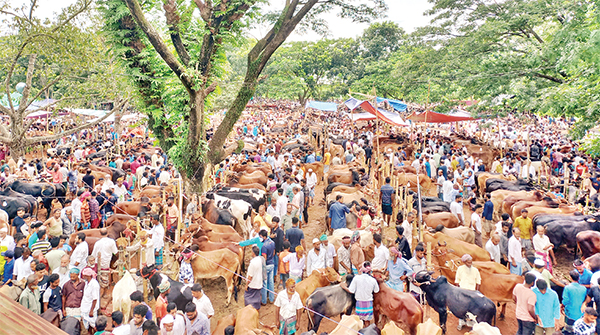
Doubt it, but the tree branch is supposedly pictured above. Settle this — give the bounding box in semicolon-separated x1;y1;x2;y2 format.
21;75;63;114
16;54;37;115
163;0;191;66
531;72;563;84
193;0;212;22
123;0;193;91
26;100;128;144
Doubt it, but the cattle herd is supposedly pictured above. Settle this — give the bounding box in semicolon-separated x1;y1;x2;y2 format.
2;103;600;335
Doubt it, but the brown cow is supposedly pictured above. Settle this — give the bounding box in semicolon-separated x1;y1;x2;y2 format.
190;248;240;305
200;229;243;243
114;202;142;216
394;173;436;197
190;215;238;235
394;166;417;174
423;212;460;229
303;162;324;182
231;170;268;186
373;281;423;335
68;221;131;250
227;182;266;191
327;170;355;184
511;198;560;220
433;225;475;244
296;267;341;303
138;185;174;203
232;163;271;176
331;184;363;194
576;230;600;259
212;314;235;335
527;205;579;219
500;190;546;218
191;236;243;267
105;214;135;227
423;232;491;261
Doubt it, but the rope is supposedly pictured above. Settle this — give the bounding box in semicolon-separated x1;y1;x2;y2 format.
93;200;365;335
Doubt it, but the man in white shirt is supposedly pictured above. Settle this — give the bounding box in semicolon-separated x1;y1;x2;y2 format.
276;189;288;220
508;228;523;275
267;197;278;219
70;233;89;272
320;235;336;268
149;214;165;269
90;228;118;296
450;194;465;225
80;268;100;332
283;247;306;283
442;175;455;203
52;254;71;287
244;245;263;310
485;234;501;263
470;204;483;247
112;178;128;203
191;283;214;318
371;234;389;271
306;169;317;206
71;196;82;228
158;167;171;185
0;227;15;251
13;247;33;281
306;238;326;274
402;212;415;248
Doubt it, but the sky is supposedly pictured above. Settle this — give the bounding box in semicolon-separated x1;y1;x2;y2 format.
27;0;432;40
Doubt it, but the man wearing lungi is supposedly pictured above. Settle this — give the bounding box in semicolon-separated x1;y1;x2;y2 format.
348;261;379;326
274;278;303;335
244;245;264;310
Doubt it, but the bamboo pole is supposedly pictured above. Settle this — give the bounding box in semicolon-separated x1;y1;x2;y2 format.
427;242;432;268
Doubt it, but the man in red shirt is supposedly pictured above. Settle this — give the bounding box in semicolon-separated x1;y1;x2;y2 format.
155;280;170;325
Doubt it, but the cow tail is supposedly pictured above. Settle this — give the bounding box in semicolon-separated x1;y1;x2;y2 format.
493;309;497;327
234;254;243;302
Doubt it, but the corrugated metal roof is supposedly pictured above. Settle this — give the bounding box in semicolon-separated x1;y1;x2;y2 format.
0;291;68;335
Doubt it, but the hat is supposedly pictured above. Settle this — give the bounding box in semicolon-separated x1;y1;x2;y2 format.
534;259;545;267
342;236;351;240
319;234;327;242
70;267;80;274
461;254;472;262
308;168;313;172
82;267;96;278
161;314;174;324
158;280;171;293
574;260;585;267
0;227;7;233
32;250;42;257
312;238;320;244
1;250;14;258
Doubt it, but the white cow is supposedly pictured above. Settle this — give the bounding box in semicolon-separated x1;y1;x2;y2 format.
112;270;137;323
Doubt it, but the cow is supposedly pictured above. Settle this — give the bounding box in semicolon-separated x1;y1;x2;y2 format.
325;181;358;198
510;197;560;220
112;270;137;323
228;170;268;186
394;173;437;197
202;198;237;227
190;216;239;235
423;213;460;229
414;271;496;334
5;180;57;217
414;196;451;214
423;232;491;261
329;315;364;335
373;280;423;335
486;178;535;193
433;225;475;244
499;190;546;217
233;305;261;335
189;247;241;305
227;182;266;191
210;186;266;212
328;169;359;185
212;314;235;335
232;163;272;176
205;193;253;238
525;205;579;219
138;185;174;203
533;213;600;250
577;230;600;259
296;267;341;303
416;318;442;335
474;172;510;197
68;221;132;251
114;202;143;216
306;275;355;333
139;266;193;311
0;194;35;219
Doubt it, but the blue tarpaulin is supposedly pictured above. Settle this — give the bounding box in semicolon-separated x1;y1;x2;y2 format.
305;100;338;112
376;97;407;112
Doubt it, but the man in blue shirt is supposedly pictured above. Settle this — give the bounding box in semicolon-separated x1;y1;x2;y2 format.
2;250;14;285
306;151;316;164
533;279;561;334
328;195;350;231
260;230;276;305
482;193;494;239
285;218;305;251
563;270;588;335
574;260;593;290
380;177;395;226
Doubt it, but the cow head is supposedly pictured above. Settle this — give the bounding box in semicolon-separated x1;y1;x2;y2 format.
138;264;157;280
414;270;435;284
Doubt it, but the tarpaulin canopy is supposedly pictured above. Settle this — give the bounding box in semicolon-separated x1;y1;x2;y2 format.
408;110;476;123
305;100;338;112
345;98;409;127
26;110;68;119
345;111;376;122
27;98;57;111
376;97;407;112
69;108;109;117
448;109;472;118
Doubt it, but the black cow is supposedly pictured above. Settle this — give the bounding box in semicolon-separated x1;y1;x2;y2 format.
578;193;600;208
0;188;37;213
201;199;237;226
412;195;450;214
0;195;35;219
485;178;535;193
414;271;496;334
86;151;106;160
7;179;56;198
139;265;192;311
533;213;600;250
56;147;72;157
209;186;267;212
306;274;355;333
359;325;381;335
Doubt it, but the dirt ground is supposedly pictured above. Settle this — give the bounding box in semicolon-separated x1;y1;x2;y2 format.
93;180;579;335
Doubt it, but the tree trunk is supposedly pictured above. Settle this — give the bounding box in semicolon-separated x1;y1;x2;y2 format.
8;115;25;158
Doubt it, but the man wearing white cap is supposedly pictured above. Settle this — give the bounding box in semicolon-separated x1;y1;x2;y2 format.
306;168;317;206
306;238;326;274
530;258;565;290
455;254;481;330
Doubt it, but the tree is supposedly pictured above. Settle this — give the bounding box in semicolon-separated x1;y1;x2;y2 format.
103;0;386;189
0;0;130;157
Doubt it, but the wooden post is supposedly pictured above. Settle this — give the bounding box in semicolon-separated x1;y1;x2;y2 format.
140;246;147;303
426;242;432;268
177;178;183;243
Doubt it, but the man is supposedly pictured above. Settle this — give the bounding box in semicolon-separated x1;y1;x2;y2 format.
126;230;155;266
435;169;446;200
482;193;494;238
244;245;263;310
1;249;14;285
380;177;395;226
91;228;117;297
563;270;587;335
82;169;95;190
283;246;306;283
291;186;303;220
276;188;288;221
111;311;129;335
261;229;276;305
184;302;210;335
470;204;483;247
533;279;561;335
164;303;186;335
306;238;326;274
337;236;352;277
130;304;148;335
573;308;598;335
274;278;303;335
150;214;165;269
281;203;294;231
320;234;337;269
164;197;179;241
450;194;464;225
13;246;33;281
156;280;170;325
285;217;305;251
191;283;214;319
45;237;66;272
348;261;379;327
514;209;534;250
0;226;15;253
266;197;278;219
19;274;41;314
531;258;565;289
328;195;350;231
31;229;52;255
350;232;365;275
43;273;62;313
11;207;26;236
371;233;389;271
408;243;427;302
62;268;85;320
509;228;524;275
53;254;70;287
442;174;455;203
485;234;501;263
574;260;593;289
513;272;538;335
70;232;89;272
130;290;153;321
401;212;415;249
81;267;100;333
499;221;511;267
255;205;273;231
455;254;481;330
306;169;317;206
